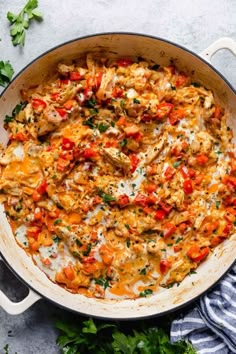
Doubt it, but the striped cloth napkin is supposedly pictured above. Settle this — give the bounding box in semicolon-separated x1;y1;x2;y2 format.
171;263;236;353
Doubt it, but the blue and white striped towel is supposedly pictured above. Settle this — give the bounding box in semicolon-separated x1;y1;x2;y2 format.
171;263;236;353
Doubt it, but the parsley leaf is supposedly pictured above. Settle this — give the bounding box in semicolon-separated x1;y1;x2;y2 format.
94;276;111;290
4;101;28;124
82;117;95;129
139;289;153;297
133;98;140;104
0;61;14;87
7;0;43;47
98;188;116;203
98;123;109;133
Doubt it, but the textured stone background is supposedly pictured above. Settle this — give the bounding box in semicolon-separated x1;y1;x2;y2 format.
0;0;235;353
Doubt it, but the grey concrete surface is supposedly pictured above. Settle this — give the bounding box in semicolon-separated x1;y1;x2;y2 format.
0;0;235;353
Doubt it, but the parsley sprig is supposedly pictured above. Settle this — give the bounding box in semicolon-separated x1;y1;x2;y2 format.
55;316;197;354
0;61;14;87
7;0;43;47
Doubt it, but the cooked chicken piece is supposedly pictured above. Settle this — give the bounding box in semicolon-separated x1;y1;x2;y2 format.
57;63;75;76
96;68;116;101
147;239;166;255
144;131;167;165
103;147;131;170
190;131;213;154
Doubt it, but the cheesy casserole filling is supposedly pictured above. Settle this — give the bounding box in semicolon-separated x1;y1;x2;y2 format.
0;54;235;299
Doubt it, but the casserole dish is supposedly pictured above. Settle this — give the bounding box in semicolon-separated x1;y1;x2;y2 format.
0;33;235;318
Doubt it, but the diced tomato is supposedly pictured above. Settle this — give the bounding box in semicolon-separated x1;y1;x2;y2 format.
169;109;185;125
34;208;42;221
50;92;60;101
133;193;148;207
196;154;208;165
156;102;174;119
116;116;127;127
63;99;77;110
188;168;196;178
163;222;177;238
223;196;236;206
179;222;188;233
37;179;47;194
210;236;224;247
174;244;182;252
60;150;74;161
63;265;75;281
42;258;51;266
141;113;153;122
222;175;236;190
187;245;210;262
144;182;157;193
93;195;102;205
164;166;176;180
130;154;139;173
31;98;47;110
213;105;221;119
160;259;171;274
83;148;97;159
154;210;166;220
9;132;28;142
32;190;41;202
104;140;119;148
117;194;130;208
82;256;96;263
117;58;133;67
69;71;81;81
112;87;124;98
180;166;189;179
146;194;157;205
223;223;233;236
61;137;75;150
194;173;204;185
183;179;193;194
27;226;41;239
175;73;188;87
55;108;68;119
158;202;172;215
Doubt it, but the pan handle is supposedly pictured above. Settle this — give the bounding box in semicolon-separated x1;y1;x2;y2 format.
200;37;236;62
0;256;41;315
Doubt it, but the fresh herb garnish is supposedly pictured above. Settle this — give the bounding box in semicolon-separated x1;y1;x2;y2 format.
94;277;111;290
133;98;140;104
173;161;182;168
54;219;62;225
98;123;109;133
120;138;127;148
139;289;153;297
98;188;116;203
55;316;197;354
175;237;183;244
82;243;92;256
4;101;28;124
52;235;60;243
7;0;43;47
85;98;97;108
126;239;130;248
215;200;221;209
151;64;160;70
140;268;146;275
0;61;14;87
75;239;82;247
120;99;125;108
82;117;95;129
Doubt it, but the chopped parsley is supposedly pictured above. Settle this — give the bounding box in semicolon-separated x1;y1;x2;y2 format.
133;98;140;104
94;276;111;290
54;219;62;225
140;268;146;275
85;98;97;108
4;101;28;123
139;289;153;297
82;117;95;129
215;200;221;209
98;123;109;133
98;188;116;203
119;138;127;147
175;237;183;244
191;81;201;87
126;239;130;248
151;64;160;70
82;243;92;256
173;161;182;168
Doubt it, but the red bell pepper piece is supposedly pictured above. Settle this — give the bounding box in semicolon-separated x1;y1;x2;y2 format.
169;109;185;125
196;154;208;165
61;137;75;150
31;98;47;110
183;179;193;194
156;102;174;119
69;71;81;81
164;166;176;180
154;210;166;220
83;148;97;159
130;154;139;173
187;246;210;262
160;259;171;274
163;222;177;238
117;194;130;208
55;108;68;119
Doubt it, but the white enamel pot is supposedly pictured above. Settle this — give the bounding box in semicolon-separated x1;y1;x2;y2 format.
0;33;236;318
